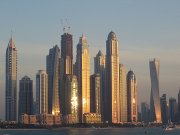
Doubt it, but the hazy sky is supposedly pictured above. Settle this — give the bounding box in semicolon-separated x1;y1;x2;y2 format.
0;0;180;120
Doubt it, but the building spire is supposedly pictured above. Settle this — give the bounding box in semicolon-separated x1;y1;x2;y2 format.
11;30;13;39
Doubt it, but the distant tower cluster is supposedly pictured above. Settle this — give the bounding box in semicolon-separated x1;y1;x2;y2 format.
5;30;141;125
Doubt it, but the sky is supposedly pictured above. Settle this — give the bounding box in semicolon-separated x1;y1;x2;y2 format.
0;0;180;120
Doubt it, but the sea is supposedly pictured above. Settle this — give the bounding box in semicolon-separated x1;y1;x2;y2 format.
0;127;180;135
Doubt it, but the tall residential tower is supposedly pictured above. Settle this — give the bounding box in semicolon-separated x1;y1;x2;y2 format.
119;64;127;122
76;35;90;122
6;35;17;121
36;70;48;114
105;31;120;123
94;51;105;120
127;70;138;122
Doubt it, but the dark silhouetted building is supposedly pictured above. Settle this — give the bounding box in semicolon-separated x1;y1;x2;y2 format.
141;102;150;124
18;76;33;121
169;97;177;122
60;33;73;116
90;74;101;114
160;94;168;124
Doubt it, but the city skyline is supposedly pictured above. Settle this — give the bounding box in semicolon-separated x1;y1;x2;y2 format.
0;0;180;120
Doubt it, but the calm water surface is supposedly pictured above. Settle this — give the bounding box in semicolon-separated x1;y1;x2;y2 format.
0;127;180;135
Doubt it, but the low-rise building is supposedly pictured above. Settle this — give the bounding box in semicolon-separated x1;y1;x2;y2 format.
21;113;61;125
83;113;101;123
63;114;79;124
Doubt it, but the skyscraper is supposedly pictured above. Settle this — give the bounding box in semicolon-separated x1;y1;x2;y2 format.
149;58;161;123
141;102;150;123
46;45;60;115
178;90;180;121
61;32;73;75
169;97;177;122
127;70;138;122
60;32;73;116
105;31;120;123
119;64;127;122
18;76;33;121
65;75;78;117
90;74;101;114
36;70;48;114
160;94;168;124
76;35;90;122
94;50;105;120
6;35;17;121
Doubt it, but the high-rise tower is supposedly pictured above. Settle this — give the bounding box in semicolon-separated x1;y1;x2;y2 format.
65;75;79;120
149;58;161;123
60;32;73;116
76;35;90;122
127;70;138;122
18;76;33;121
160;94;168;124
94;50;105;120
36;70;48;114
61;33;73;75
105;31;120;123
46;45;60;115
119;64;127;122
90;74;101;114
6;35;17;121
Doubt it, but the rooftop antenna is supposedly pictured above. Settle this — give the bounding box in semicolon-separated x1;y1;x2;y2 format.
61;19;66;33
66;18;71;34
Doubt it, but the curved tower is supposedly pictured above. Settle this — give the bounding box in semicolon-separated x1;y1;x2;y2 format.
46;45;60;115
105;31;120;123
6;35;17;121
149;58;161;123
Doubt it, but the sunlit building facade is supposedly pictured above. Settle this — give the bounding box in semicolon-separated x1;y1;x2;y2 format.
105;31;120;123
76;35;90;122
127;70;138;122
149;58;161;123
119;64;127;122
46;45;60;115
6;35;17;121
36;70;48;114
65;75;79;118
